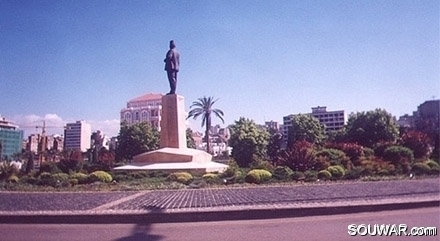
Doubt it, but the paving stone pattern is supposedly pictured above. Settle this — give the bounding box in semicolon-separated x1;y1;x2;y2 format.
0;192;135;211
112;179;439;211
0;179;438;212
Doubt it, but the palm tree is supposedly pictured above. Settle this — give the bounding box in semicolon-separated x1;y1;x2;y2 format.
187;96;224;154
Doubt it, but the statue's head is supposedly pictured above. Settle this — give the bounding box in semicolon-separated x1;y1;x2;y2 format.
169;40;176;49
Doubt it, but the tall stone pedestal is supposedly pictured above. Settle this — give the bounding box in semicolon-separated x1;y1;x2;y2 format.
116;94;227;173
159;94;186;149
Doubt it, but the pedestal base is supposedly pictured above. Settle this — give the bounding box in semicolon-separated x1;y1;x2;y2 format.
114;147;228;173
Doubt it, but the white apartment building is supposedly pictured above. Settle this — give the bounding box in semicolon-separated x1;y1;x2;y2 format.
120;93;163;130
64;120;91;152
283;106;345;145
310;106;345;132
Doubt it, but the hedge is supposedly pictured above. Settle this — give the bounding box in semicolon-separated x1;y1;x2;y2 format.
245;169;272;184
167;172;193;185
90;171;113;183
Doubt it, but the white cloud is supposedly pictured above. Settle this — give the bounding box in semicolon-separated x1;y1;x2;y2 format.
11;114;120;138
86;119;120;137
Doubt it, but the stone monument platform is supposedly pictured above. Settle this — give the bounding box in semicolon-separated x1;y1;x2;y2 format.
115;94;228;173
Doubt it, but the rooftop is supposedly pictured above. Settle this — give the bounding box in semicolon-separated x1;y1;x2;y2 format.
129;93;163;103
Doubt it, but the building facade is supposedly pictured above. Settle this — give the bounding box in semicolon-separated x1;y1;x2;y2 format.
397;100;439;129
415;100;439;120
282;106;345;145
265;120;279;131
64;121;91;152
120;93;163;130
0;116;24;160
27;134;63;153
310;106;345;132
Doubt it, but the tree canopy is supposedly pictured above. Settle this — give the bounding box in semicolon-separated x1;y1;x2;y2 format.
345;109;399;148
287;114;326;146
116;121;159;161
187;96;224;153
228;117;270;167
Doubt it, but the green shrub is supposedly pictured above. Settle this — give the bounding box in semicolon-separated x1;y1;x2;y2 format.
24;175;39;185
376;169;390;176
68;178;79;186
317;170;332;180
344;166;364;180
148;171;168;178
90;171;113;183
249;159;274;172
167;172;193;185
426;160;440;175
273;166;293;180
304;170;318;182
411;163;431;175
221;159;240;178
202;173;221;184
38;172;56;186
70;172;90;184
426;160;440;169
52;173;70;182
429;165;440;175
38;162;61;175
327;165;345;179
130;171;149;179
383;146;414;174
188;179;207;189
7;175;19;183
291;171;305;181
313;155;331;171
315;149;349;166
245;169;272;184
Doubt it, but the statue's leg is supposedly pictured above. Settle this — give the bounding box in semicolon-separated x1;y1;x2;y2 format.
167;71;177;94
167;72;176;94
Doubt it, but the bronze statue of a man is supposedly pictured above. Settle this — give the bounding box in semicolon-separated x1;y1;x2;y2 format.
164;40;180;95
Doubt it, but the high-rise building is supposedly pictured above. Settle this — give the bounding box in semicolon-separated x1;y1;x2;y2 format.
282;106;345;145
415;100;439;119
397;100;439;129
120;93;163;130
0;116;24;160
64;121;91;152
265;120;279;131
310;106;345;132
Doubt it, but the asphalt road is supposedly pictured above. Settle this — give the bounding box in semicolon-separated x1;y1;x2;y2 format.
1;207;438;241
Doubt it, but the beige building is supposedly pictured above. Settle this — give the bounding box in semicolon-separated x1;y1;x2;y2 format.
64;121;91;152
283;106;345;145
120;93;163;130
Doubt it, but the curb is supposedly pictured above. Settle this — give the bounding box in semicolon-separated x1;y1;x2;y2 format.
1;200;438;224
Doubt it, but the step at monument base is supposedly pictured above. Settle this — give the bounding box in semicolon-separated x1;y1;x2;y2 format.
115;147;228;173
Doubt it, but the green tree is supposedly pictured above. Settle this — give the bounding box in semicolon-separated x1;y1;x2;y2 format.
228;117;270;167
116;121;159;161
345;109;399;148
186;128;196;149
267;129;283;164
187;96;224;154
287;114;326;146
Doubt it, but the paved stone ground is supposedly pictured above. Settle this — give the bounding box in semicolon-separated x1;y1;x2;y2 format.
0;178;438;215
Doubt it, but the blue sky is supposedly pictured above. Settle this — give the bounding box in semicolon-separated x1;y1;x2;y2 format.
1;0;438;137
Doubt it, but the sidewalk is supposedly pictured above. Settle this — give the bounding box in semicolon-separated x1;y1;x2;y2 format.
0;178;438;223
